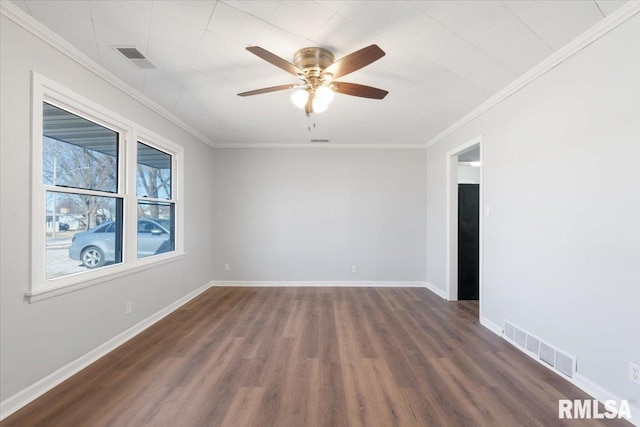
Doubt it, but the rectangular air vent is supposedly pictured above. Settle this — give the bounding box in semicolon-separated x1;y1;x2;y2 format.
526;335;540;355
114;46;155;69
555;351;575;378
515;328;527;348
504;322;515;341
539;342;555;367
502;320;577;383
116;47;145;59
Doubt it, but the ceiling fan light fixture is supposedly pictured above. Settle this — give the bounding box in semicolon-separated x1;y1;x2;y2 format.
290;89;308;109
315;85;334;105
312;97;329;113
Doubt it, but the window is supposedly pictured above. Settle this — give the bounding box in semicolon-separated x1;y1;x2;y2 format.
43;103;123;278
136;142;175;259
31;74;183;301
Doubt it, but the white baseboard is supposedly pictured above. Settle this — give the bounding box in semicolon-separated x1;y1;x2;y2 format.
480;316;503;336
499;317;638;425
211;280;427;288
0;281;213;421
424;282;448;299
573;373;640;426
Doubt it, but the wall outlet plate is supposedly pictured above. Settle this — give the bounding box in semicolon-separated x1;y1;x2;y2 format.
630;361;640;385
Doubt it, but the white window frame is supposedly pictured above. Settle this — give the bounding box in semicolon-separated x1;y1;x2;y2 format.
128;132;184;262
29;72;184;302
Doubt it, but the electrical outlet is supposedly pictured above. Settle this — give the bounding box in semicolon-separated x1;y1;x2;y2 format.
631;361;640;385
351;265;358;273
125;301;133;315
224;263;230;271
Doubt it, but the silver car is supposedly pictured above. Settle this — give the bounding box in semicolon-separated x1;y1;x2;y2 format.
69;219;172;268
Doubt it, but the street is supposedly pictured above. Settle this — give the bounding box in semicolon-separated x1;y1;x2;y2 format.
45;239;86;278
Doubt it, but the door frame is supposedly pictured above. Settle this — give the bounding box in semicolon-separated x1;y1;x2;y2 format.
445;135;483;314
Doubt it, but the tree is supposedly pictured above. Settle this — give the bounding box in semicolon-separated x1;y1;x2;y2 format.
137;163;171;218
43;137;117;229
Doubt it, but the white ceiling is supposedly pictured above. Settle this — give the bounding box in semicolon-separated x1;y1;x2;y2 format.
10;0;627;146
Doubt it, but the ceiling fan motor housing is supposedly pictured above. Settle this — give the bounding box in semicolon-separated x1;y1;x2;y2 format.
293;47;335;78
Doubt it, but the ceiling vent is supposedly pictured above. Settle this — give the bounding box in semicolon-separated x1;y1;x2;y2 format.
114;46;155;69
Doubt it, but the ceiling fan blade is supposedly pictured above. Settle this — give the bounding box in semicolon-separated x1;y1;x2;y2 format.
237;84;299;97
246;46;304;76
323;45;385;80
332;82;388;99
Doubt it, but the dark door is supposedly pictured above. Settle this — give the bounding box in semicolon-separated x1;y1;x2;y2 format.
458;184;479;300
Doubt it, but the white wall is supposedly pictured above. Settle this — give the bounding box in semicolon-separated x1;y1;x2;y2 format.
427;14;640;406
0;16;215;402
212;148;427;282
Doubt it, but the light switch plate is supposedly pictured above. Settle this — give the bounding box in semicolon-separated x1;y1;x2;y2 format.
630;361;640;385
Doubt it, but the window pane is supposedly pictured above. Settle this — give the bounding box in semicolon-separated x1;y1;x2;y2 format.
46;192;123;279
137;142;171;199
137;201;174;259
42;102;118;193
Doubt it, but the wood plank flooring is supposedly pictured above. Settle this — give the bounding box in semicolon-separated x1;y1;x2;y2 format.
1;287;629;426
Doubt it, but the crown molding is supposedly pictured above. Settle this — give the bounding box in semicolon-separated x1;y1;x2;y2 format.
0;1;216;148
425;0;640;149
211;142;426;149
5;0;637;151
0;1;424;151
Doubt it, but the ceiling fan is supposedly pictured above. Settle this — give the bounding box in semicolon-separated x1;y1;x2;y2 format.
238;44;389;115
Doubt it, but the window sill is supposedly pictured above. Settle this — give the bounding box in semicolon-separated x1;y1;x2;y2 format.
26;251;186;303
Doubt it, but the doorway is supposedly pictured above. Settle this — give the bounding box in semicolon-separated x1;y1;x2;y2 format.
458;182;479;300
446;136;483;315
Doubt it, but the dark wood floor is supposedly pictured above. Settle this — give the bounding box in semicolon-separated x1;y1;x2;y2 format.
2;287;629;426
